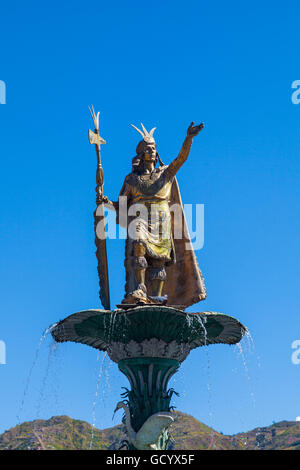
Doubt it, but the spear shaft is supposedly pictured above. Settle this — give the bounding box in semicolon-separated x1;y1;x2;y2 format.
88;106;111;310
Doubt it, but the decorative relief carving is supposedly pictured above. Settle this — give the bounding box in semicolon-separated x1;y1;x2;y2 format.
107;338;190;363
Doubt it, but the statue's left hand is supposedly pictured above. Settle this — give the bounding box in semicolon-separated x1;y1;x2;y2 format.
187;122;204;138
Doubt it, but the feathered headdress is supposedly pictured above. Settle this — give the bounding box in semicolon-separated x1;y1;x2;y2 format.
130;123;156;144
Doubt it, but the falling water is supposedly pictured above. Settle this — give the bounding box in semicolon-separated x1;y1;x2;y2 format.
168;314;194;449
35;340;59;421
244;329;255;353
28;340;59;450
244;329;261;369
236;340;256;410
230;359;248;441
89;351;108;449
227;329;258;444
234;327;266;441
177;314;216;449
196;316;216;450
105;311;117;343
88;311;119;449
204;347;217;449
104;356;113;396
49;339;62;412
17;322;58;425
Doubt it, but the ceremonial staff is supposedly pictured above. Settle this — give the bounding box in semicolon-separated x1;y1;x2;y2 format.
88;105;110;310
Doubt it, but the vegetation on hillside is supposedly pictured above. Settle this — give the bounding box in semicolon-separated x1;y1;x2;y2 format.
1;412;299;450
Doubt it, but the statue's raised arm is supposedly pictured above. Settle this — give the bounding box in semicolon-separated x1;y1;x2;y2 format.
167;122;204;179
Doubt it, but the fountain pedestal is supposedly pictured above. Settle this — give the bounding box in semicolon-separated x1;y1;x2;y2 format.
51;305;246;450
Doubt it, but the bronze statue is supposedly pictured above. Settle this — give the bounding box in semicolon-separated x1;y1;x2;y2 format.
100;121;207;308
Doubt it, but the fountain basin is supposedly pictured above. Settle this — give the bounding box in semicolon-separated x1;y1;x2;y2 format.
51;306;246;363
51;305;247;446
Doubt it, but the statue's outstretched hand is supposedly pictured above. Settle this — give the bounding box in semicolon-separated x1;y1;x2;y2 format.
187;122;204;138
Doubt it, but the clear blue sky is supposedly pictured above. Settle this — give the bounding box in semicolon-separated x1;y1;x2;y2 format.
0;0;300;437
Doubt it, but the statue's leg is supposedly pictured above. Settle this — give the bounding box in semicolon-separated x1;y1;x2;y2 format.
148;259;166;298
133;242;148;294
124;238;136;297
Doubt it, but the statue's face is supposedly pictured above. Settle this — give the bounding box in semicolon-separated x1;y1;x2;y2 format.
143;143;156;162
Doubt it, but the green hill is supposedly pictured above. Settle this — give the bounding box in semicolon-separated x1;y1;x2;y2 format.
233;421;300;450
0;413;299;450
0;415;122;450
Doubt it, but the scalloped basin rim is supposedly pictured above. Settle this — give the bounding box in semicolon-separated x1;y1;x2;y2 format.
51;305;247;351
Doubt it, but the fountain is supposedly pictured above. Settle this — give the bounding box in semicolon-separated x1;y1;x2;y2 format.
51;109;246;450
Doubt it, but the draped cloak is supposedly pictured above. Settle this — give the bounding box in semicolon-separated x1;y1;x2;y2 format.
117;164;206;308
